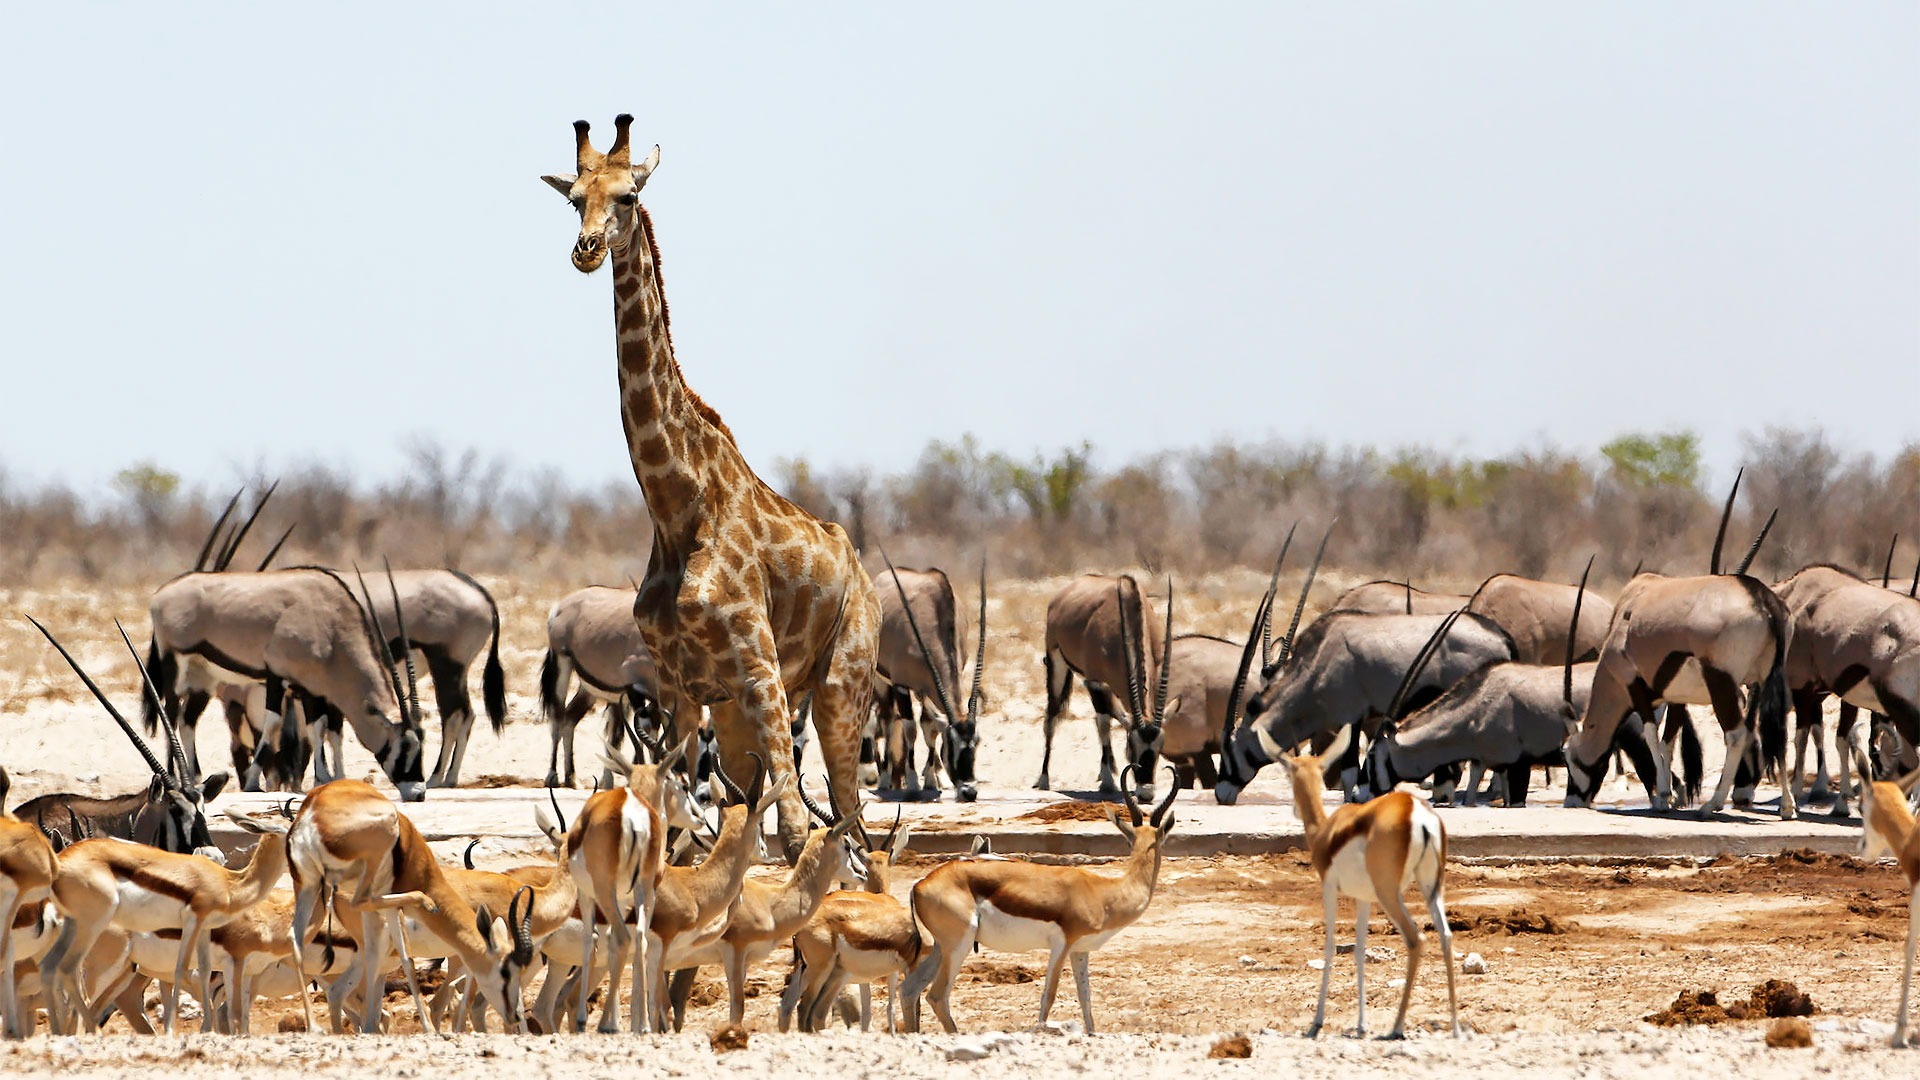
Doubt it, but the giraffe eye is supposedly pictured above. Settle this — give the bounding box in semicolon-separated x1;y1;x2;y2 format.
618;191;639;205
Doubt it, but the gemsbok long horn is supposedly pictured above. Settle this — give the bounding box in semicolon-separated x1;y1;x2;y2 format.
1709;468;1743;576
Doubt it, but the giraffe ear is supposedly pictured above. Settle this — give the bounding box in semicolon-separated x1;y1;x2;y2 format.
632;145;661;184
541;174;577;198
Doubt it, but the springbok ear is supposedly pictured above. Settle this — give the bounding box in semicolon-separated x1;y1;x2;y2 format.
475;904;496;946
1105;803;1136;841
757;773;793;814
541;174;577;198
891;825;914;861
633;145;661;182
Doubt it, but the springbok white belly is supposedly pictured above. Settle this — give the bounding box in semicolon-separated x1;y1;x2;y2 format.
1325;837;1378;903
973;901;1063;954
835;944;905;981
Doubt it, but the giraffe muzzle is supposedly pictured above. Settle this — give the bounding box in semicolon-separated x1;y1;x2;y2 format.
572;235;608;273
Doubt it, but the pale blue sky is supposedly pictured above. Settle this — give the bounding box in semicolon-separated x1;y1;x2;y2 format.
2;3;1913;494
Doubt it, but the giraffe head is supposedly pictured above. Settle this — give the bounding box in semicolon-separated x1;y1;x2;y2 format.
541;114;660;273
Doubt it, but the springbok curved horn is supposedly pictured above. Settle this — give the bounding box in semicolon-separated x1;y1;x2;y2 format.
1277;521;1335;667
214;480;279;572
1385;609;1465;723
1710;467;1743;575
26;616;169;782
192;489;244;572
607;113;634;164
548;786;569;834
713;755;748;807
1150;767;1179;828
879;550;959;725
1564;556;1595;709
462;838;480;870
115;619;191;784
745;752;768;809
1259;523;1298;668
256;524;296;572
798;781;834;828
1119;765;1143;827
1732;508;1777;577
1150;578;1175;723
966;557;988;724
510;886;536;966
880;804;904;854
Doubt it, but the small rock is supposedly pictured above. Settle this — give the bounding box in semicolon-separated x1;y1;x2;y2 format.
1387;979;1406;989
1308;959;1326;970
1462;953;1490;975
947;1039;1000;1062
1765;1017;1813;1048
709;1024;750;1053
1207;1034;1252;1059
1237;955;1258;967
1365;947;1394;963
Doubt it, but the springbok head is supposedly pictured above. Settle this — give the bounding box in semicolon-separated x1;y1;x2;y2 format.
542;114;661;274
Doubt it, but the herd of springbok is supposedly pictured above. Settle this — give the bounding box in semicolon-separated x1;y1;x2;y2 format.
6;114;1920;1046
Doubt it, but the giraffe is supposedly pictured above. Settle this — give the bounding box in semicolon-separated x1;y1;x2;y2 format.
541;114;881;862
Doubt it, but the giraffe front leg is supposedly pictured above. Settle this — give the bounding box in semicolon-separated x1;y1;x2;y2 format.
716;669;812;864
808;594;881;866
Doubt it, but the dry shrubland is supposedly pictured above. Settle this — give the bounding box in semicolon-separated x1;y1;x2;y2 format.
3;427;1916;593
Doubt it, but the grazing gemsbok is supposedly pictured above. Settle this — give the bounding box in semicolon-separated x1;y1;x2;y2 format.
1036;574;1166;798
16;619;228;861
564;731;703;1034
663;783;861;1028
285;779;535;1035
146;567;429;801
874;559;988;801
1216;535;1516;804
1284;751;1460;1040
1854;749;1920;1046
900;772;1179;1034
780;808;916;1033
1;768;59;1039
1775;565;1920;817
1563;569;1792;817
541;585;666;789
1359;559;1604;807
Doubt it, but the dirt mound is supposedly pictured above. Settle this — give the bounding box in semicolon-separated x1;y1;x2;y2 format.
1208;1034;1253;1059
1646;990;1730;1026
1765;1017;1814;1048
1018;800;1120;823
469;774;541;789
1768;849;1866;872
968;962;1038;985
1847;892;1891;918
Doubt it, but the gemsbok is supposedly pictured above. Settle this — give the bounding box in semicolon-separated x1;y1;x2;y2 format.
540;584;667;789
1036;574;1165;798
874;558;988;802
1283;751;1460;1040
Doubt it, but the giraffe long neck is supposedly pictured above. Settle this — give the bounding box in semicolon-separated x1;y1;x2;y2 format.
610;208;731;540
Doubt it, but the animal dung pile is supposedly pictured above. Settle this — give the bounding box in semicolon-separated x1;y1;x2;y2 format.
1764;1017;1814;1048
708;1023;750;1053
1453;908;1573;935
1207;1034;1253;1059
1645;981;1817;1026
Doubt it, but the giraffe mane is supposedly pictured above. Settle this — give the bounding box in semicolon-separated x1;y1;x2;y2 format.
637;205;736;447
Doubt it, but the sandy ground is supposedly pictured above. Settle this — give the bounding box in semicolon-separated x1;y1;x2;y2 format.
4;574;1913;1075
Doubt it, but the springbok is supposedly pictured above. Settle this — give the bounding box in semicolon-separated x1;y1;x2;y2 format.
900;774;1179;1034
874;558;988;802
1216;546;1516;804
1;769;58;1039
540;585;663;789
1358;559;1604;807
284;779;536;1035
18;618;227;861
1775;565;1920;816
1283;751;1460;1040
146;567;429;801
663;784;861;1028
1855;749;1920;1047
41;818;287;1034
1036;574;1165;798
780;808;915;1033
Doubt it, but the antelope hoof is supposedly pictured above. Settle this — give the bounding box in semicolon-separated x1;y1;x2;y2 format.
1303;1022;1323;1039
1133;783;1156;804
956;783;978;803
1033;776;1052;791
1830;802;1853;819
1377;1030;1407;1042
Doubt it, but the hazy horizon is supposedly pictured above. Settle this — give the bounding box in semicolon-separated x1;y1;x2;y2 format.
3;4;1913;496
